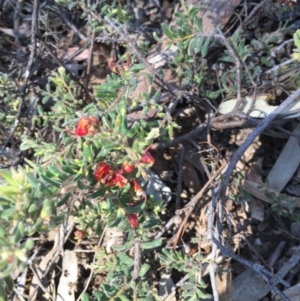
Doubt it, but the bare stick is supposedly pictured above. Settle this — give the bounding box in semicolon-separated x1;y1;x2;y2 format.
132;237;141;281
267;241;287;269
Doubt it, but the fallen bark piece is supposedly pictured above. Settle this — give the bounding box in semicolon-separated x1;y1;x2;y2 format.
56;250;78;301
243;180;300;207
232;242;300;301
267;122;300;192
274;283;300;301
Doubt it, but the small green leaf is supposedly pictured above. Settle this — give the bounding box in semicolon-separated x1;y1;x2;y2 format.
186;294;198;301
188;5;202;21
125;202;145;214
118;252;133;266
0;208;16;220
114;113;122;130
83;142;93;163
139;263;150;277
126;121;139;138
161;23;173;39
194;16;203;32
145;127;160;141
260;56;272;67
130;63;145;72
0;282;7;301
120;115;128;135
201;37;211;58
204;89;225;99
52;214;66;223
108;215;123;228
153;31;160;42
57;192;71;207
188;38;197;55
0;186;19;196
23;238;34;250
81;292;93;301
119;295;131;301
0;170;14;185
40;199;54;220
47;165;68;181
40;174;61;188
3;275;13;291
10;222;24;244
196;287;211;298
141;237;162;249
142;218;160;229
78;180;89;190
61;165;78;175
101;115;113;129
294;29;300;50
113;239;135;251
90;187;107;199
0;224;7;238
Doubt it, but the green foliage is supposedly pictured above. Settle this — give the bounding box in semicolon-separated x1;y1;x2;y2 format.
2;2;297;300
292;29;300;61
265;190;300;221
0;167;65;278
38;67;81;127
0;73;21;125
0;23;174;298
159;249;211;300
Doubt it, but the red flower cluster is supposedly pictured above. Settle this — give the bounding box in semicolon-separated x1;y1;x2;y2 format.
66;116;99;137
94;162;127;188
127;213;138;228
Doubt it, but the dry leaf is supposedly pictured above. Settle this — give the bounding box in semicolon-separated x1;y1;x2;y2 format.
218;95;300;119
56;250;78;301
243;180;300;207
266;122;300;192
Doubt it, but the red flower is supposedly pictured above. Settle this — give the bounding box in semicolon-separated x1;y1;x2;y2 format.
122;161;134;173
66;116;99;137
127;213;138;228
130;179;146;200
141;152;155;165
108;53;131;75
105;172;128;188
94;162;111;182
130;179;142;192
74;230;84;240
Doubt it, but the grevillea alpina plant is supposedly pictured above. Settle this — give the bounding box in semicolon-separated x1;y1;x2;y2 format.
0;4;214;300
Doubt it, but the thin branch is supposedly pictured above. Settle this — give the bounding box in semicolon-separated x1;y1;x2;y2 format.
212;236;291;301
175;144;185;209
172;160;227;248
218;88;300;197
215;30;242;113
36;35;93;100
76;225;107;301
241;0;270;28
0;0;39;155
